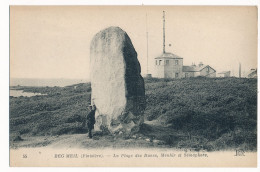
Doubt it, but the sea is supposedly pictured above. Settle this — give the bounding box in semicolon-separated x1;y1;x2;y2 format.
10;78;89;87
10;78;89;97
9;90;47;97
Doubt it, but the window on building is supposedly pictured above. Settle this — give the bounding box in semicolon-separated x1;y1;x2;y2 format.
159;60;162;65
206;67;210;73
175;73;179;78
175;60;179;65
155;60;157;65
166;60;169;65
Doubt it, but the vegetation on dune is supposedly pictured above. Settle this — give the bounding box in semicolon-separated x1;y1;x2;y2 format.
144;77;257;151
10;77;257;151
10;83;91;136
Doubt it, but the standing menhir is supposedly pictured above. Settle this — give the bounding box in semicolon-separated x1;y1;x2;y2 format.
89;26;146;134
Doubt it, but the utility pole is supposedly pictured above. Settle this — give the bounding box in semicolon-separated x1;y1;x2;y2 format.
163;11;166;54
239;63;241;78
146;13;149;75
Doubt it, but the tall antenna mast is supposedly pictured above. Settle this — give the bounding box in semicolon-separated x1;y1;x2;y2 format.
163;11;166;53
146;13;149;74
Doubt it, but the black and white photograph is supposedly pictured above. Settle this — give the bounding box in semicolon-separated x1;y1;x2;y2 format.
9;5;257;167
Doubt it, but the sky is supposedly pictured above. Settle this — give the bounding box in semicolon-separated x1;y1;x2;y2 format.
10;6;257;79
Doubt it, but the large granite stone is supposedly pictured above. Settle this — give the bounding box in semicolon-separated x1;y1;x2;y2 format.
90;26;146;134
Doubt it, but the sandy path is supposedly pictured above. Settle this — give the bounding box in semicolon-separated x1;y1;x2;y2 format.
10;133;164;149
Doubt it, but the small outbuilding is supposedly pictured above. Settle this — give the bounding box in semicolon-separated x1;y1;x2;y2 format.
183;62;216;78
218;71;231;77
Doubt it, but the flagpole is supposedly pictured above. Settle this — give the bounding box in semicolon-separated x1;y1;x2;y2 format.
163;11;165;54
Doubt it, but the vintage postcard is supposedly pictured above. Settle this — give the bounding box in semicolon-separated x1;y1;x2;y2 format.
9;6;257;167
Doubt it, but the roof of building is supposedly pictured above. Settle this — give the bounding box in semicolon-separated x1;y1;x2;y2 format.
248;69;257;77
182;66;196;72
183;65;216;72
155;52;183;59
218;71;231;74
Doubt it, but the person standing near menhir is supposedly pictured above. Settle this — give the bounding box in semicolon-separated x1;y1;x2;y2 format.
87;105;96;138
82;104;96;138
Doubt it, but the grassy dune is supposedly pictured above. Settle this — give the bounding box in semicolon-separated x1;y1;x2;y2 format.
10;77;257;151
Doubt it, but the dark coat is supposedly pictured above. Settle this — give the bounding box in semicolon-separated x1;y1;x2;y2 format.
86;110;96;130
